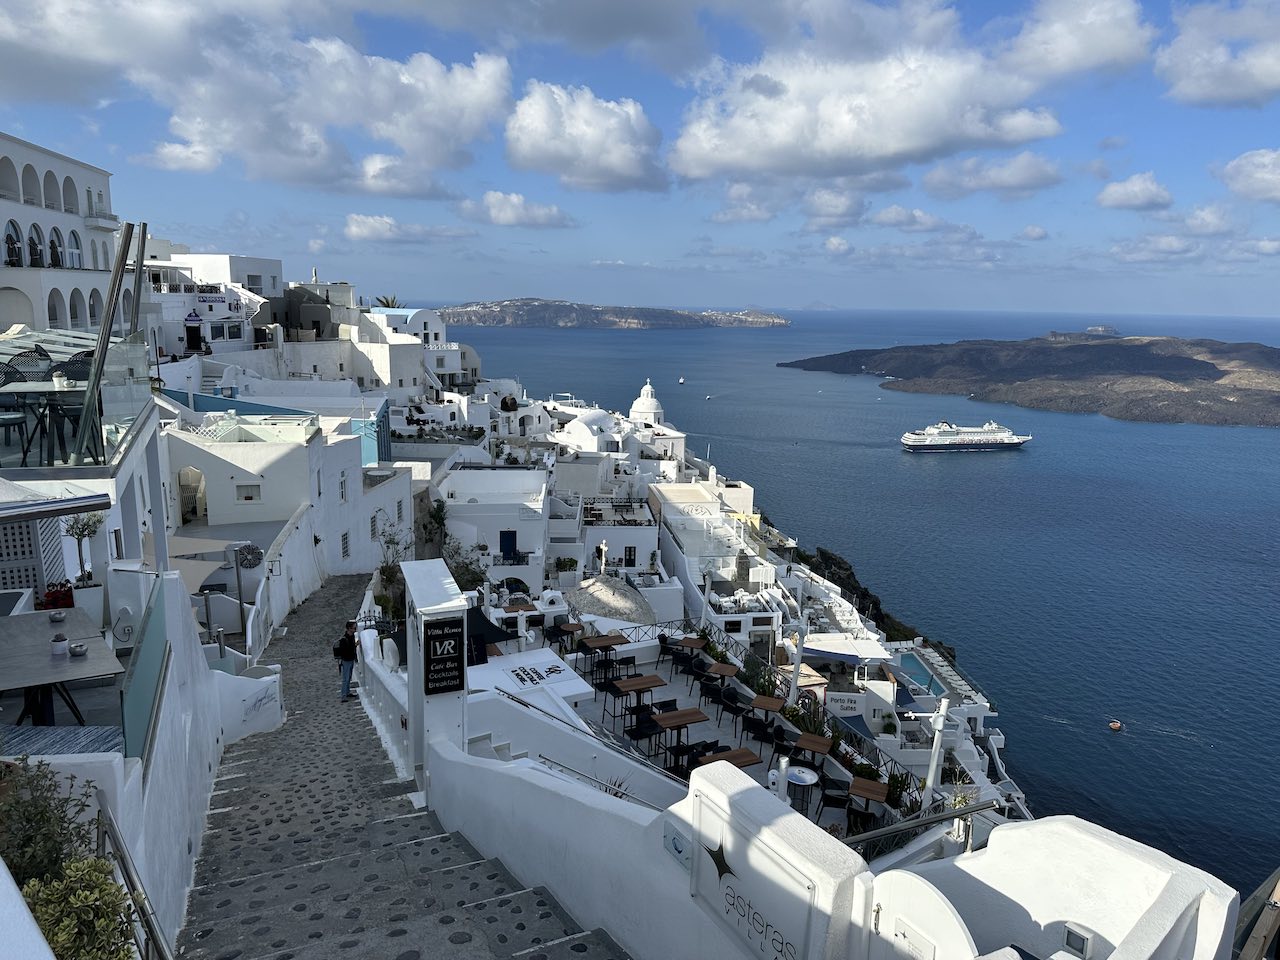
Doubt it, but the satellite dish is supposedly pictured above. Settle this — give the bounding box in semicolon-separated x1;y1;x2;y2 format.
237;544;264;569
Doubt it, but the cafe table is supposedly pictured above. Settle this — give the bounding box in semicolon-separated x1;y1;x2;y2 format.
0;608;121;725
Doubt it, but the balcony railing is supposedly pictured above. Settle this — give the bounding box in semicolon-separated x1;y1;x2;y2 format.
491;550;533;566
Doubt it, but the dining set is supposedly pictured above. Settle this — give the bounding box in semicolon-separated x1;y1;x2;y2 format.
0;345;100;466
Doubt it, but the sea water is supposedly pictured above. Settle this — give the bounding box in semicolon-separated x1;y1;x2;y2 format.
451;309;1280;894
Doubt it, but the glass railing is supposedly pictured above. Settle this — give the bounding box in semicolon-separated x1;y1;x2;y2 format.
119;576;168;770
97;330;152;463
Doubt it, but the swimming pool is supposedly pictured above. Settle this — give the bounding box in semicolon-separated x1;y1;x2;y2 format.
897;652;946;695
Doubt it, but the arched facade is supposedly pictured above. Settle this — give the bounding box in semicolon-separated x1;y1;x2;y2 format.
121;289;133;328
47;288;67;328
41;170;58;210
0;157;17;202
25;223;44;267
66;230;82;268
0;287;35;327
88;288;103;328
20;164;40;206
90;240;99;270
61;176;78;214
4;219;22;266
48;227;63;269
69;288;86;329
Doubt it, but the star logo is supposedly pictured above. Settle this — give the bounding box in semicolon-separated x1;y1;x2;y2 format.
702;840;736;883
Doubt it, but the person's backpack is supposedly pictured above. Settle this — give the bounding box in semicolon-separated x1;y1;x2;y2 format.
333;640;341;659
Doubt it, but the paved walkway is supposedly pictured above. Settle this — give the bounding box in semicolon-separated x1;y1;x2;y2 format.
177;574;629;960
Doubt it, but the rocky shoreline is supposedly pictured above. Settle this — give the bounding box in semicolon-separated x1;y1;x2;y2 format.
780;333;1280;427
439;297;789;329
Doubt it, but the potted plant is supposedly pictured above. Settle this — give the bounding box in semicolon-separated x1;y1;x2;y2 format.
64;511;105;587
23;857;136;960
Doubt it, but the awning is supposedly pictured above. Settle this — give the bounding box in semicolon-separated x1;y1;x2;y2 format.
803;631;891;663
170;557;224;596
837;714;876;743
467;606;511;666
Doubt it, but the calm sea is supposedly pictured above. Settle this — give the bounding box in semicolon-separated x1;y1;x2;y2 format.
451;310;1280;894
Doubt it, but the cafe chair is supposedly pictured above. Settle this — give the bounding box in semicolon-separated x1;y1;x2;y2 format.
0;362;28;448
740;714;771;746
667;644;693;680
697;679;723;715
653;698;678;713
614;654;638;679
687;658;711;694
719;687;748;735
815;773;855;823
769;725;797;768
656;633;672;670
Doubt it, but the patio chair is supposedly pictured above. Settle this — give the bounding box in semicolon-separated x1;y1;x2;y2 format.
687;658;711;694
815;772;855;823
614;654;638;679
653;698;678;713
697;679;723;714
8;349;50;381
624;715;664;758
719;687;748;736
769;725;797;767
667;645;693;680
601;681;627;726
740;714;771;746
0;362;27;449
656;633;672;670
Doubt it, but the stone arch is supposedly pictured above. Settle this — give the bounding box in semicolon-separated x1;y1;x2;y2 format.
48;227;64;269
42;170;58;210
20;164;40;206
61;175;78;214
66;230;83;269
25;223;44;267
3;218;22;266
121;289;133;329
69;288;86;329
47;288;67;329
101;239;112;267
0;156;17;202
90;240;99;270
88;288;104;328
0;287;35;328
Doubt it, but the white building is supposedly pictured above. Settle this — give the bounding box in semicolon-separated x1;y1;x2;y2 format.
0;132;120;333
372;306;483;392
438;465;549;595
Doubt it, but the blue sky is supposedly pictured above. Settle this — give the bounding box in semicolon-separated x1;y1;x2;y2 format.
2;0;1279;316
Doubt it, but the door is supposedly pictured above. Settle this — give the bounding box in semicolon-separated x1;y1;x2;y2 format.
624;545;636;568
499;529;517;560
185;324;202;352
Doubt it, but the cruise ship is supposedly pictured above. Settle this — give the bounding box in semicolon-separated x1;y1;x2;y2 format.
901;420;1032;452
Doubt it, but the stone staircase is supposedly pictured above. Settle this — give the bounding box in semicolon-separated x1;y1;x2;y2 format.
175;574;629;960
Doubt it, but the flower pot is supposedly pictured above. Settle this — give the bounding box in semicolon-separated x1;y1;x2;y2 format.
51;633;69;656
73;583;105;626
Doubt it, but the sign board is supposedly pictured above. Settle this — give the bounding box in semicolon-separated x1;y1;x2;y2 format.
824;691;863;717
197;294;226;303
424;616;465;694
502;662;572;689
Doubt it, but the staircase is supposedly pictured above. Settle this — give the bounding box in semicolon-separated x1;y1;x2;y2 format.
175;574;629;960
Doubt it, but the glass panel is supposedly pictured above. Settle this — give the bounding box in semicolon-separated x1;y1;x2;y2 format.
99;330;153;463
120;576;167;759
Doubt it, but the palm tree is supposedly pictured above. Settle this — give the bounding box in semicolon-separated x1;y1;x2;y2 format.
374;295;403;308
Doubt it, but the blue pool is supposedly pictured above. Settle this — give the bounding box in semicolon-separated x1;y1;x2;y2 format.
897;653;946;695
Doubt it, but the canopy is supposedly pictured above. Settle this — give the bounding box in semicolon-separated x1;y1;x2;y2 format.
802;631;891;664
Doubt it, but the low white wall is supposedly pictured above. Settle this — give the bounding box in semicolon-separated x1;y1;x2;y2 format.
261;503;326;659
0;855;56;959
428;739;746;960
357;631;412;779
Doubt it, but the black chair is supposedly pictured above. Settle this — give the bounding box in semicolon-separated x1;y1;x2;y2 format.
8;349;49;381
656;633;672;670
0;362;28;449
687;659;711;694
769;725;797;767
654;698;678;713
668;645;693;680
614;654;637;678
719;687;748;735
601;680;627;725
574;639;591;675
740;714;771;746
624;715;664;758
591;658;617;700
698;678;723;714
815;773;855;823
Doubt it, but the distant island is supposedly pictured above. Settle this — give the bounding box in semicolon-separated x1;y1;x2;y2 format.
437;298;789;329
779;332;1280;427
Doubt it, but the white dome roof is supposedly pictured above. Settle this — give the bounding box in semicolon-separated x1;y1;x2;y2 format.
629;378;664;424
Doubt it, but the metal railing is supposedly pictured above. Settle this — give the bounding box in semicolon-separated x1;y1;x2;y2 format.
536;754;663;810
844;798;1000;863
95;789;176;960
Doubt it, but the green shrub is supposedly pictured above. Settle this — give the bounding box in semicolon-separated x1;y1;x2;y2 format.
850;762;881;781
23;857;135;960
0;758;94;888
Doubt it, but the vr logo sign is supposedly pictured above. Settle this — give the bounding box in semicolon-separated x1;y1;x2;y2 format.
424;616;466;695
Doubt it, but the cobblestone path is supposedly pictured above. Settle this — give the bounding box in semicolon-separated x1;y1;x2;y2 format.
176;575;629;960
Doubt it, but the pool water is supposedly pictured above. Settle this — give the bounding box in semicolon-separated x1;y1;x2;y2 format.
897;652;945;695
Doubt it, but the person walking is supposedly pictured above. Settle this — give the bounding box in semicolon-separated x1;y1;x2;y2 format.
335;620;359;701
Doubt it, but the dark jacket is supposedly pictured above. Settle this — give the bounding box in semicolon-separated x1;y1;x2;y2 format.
337;631;358;663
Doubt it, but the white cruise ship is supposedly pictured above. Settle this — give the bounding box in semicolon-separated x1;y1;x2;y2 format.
901;420;1032;452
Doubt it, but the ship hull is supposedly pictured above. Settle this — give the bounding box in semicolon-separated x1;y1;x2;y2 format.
902;440;1029;452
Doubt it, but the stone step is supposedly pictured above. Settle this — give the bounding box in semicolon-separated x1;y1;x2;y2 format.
196;885;581;960
179;855;521;960
194;819;471;889
513;929;633;960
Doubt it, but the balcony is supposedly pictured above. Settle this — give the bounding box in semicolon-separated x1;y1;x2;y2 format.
491;550;533;567
83;211;119;232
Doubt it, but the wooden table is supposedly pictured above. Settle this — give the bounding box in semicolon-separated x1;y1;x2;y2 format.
793;732;834;758
613;673;666;709
560;622;583;634
751;695;785;713
582;634;626;650
707;662;740;681
502;603;537;613
653;707;709;756
849;776;890;809
674;635;706;650
695;747;762;769
0;608;121;725
485;643;504;658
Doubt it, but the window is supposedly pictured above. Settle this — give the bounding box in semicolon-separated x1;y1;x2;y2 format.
752;616;772;627
312;364;318;373
209;323;225;341
397;500;403;522
434;331;440;341
341;532;350;559
398;379;403;388
412;377;417;386
207;304;214;313
724;620;742;634
236;484;261;502
338;362;344;372
339;472;347;502
370;515;378;539
270;275;277;290
316;469;322;498
435;357;445;369
357;376;365;388
228;323;242;340
1064;926;1092;960
624;546;636;568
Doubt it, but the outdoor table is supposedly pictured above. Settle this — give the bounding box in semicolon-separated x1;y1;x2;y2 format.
788;766;820;811
751;695;785;713
695;747;762;769
0;608;120;725
560;622;583;634
502;603;537;613
792;732;833;761
485;643;504;658
613;673;666;710
674;635;706;650
653;706;709;757
849;777;890;810
706;662;740;682
579;633;626;677
0;380;87;467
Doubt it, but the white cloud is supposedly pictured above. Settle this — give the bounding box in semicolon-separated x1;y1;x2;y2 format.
709;181;789;223
1020;225;1049;240
803;187;868;231
1097;172;1174;210
457;191;576;228
506;81;666;191
308;238;327;254
923;151;1062;199
1184;205;1233;236
1001;0;1154;80
343;214;476;242
1156;1;1280;107
670;48;1060;180
1221;148;1280;202
870;205;966;233
825;236;850;254
1110;234;1200;262
1230;237;1280;257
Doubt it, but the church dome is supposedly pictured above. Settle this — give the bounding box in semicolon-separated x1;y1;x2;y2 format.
628;378;664;425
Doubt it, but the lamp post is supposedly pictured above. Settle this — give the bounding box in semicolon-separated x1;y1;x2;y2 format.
907;697;952;804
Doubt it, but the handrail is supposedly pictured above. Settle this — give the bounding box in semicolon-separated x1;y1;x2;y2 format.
95;789;176;960
485;687;688;790
845;798;1000;847
536;754;662;810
